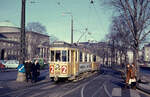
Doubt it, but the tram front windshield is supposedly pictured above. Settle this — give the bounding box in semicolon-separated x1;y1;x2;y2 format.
56;51;61;61
51;50;68;62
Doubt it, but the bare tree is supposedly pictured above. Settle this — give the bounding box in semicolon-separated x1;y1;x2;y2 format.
108;15;132;66
26;22;47;34
107;0;150;81
49;34;59;43
26;22;59;44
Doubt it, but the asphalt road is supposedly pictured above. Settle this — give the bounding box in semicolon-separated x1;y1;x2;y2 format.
0;69;49;81
0;67;149;97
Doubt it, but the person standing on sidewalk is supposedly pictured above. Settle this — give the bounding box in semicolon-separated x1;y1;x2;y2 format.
125;64;131;88
35;60;40;82
25;60;32;82
130;63;136;89
31;61;37;83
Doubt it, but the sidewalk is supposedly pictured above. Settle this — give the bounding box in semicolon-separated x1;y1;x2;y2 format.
112;65;150;94
1;76;50;92
137;74;150;94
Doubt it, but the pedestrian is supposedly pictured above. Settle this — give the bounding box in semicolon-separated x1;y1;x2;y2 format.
24;60;32;82
35;60;40;81
130;63;136;89
125;64;131;88
31;61;37;83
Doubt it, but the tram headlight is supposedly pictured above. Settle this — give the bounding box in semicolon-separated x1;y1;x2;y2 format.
55;64;60;70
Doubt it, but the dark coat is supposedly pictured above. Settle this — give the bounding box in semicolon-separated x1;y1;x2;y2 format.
25;62;32;73
126;64;131;84
35;63;40;76
31;63;37;74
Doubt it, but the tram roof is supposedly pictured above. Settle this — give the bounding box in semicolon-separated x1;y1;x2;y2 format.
50;41;100;55
50;41;74;48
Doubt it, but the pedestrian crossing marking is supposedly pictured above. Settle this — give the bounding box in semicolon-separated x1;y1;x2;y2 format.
130;89;140;97
112;88;121;96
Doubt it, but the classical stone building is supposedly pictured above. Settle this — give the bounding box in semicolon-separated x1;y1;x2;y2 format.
143;44;150;62
0;21;50;62
0;34;20;60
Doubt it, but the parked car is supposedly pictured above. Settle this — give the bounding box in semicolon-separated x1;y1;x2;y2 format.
4;60;19;68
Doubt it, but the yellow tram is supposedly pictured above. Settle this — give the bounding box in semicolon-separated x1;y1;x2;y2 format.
49;42;100;81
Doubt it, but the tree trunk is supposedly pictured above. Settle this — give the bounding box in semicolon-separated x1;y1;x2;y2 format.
124;50;128;65
116;51;118;65
120;51;122;65
103;56;105;66
133;46;140;82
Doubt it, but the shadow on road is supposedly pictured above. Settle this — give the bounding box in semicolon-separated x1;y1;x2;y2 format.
38;76;46;82
112;80;125;88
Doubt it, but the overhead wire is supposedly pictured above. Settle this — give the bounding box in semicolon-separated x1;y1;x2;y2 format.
83;0;99;42
77;0;93;42
56;0;85;29
56;0;105;43
56;0;89;43
84;1;92;42
91;1;107;34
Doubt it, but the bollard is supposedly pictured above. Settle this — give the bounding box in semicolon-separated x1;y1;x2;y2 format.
16;72;26;82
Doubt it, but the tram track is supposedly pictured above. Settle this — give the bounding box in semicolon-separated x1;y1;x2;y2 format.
0;80;54;97
0;71;100;97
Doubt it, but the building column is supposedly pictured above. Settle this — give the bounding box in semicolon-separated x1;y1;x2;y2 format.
40;48;42;58
46;48;48;59
43;48;45;59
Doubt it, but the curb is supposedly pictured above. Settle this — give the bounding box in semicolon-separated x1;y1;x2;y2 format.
136;84;150;95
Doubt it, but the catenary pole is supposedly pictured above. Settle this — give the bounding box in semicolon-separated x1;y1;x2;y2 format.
16;0;26;82
20;0;26;64
71;15;73;44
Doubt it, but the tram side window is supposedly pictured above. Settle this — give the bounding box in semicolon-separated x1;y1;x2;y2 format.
89;55;91;62
62;50;67;62
75;51;77;62
56;50;61;62
85;54;87;62
93;55;96;62
68;50;70;62
80;52;82;62
51;50;54;61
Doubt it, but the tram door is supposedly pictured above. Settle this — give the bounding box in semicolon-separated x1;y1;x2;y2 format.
71;50;76;75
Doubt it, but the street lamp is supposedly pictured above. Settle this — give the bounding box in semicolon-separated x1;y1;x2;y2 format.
63;12;73;44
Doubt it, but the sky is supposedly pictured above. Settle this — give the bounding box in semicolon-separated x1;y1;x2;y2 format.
0;0;114;43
